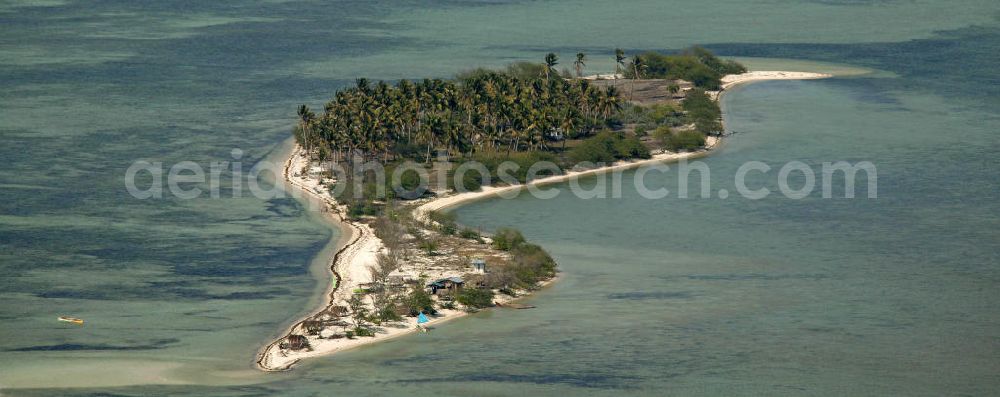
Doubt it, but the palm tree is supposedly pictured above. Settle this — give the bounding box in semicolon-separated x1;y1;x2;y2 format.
559;108;577;151
544;52;559;82
599;86;622;120
614;48;626;84
574;52;586;78
417;115;437;163
630;54;645;100
306;61;630;169
297;104;316;154
355;78;371;94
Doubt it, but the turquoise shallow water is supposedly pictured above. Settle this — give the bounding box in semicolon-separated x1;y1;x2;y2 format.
1;0;998;395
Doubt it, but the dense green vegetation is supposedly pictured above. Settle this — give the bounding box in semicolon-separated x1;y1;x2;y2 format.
295;48;740;166
295;64;625;165
656;127;707;151
465;151;561;185
568;130;651;164
456;288;495;309
295;48;738;215
484;228;557;289
508;242;558;287
682;89;724;134
404;286;436;316
492;228;527;251
625;46;747;90
617;103;687;132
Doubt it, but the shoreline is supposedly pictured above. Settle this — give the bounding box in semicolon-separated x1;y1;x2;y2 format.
256;143;562;371
721;70;831;90
254;144;360;371
255;70;832;371
413;136;720;223
256;144;559;371
414;72;831;221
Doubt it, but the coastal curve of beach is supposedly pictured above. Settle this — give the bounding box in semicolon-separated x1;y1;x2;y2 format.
255;70;832;371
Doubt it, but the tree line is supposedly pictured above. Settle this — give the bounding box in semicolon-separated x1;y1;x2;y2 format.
293;47;744;166
294;65;624;165
624;46;747;89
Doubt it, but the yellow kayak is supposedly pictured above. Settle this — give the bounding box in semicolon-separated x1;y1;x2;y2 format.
58;316;84;326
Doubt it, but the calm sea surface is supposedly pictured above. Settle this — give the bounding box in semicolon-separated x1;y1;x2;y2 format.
1;1;997;395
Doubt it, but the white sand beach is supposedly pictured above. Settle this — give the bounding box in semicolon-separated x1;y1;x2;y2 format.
414;136;720;223
721;71;832;90
257;145;564;371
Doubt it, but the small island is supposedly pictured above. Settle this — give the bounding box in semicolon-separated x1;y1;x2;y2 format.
256;48;830;371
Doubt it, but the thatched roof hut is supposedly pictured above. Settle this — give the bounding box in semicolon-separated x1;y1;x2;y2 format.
284;334;310;351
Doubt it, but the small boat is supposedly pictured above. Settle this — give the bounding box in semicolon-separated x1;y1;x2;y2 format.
58;316;84;326
497;302;535;309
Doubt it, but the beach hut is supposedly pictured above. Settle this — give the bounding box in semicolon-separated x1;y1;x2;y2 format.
427;276;464;295
284;334;310;351
471;259;487;274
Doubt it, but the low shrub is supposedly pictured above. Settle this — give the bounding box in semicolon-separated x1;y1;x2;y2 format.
405;287;436;316
567;131;618;164
683;89;723;134
472;151;560;184
567;131;650;165
614;135;651;159
649;103;683;125
439;300;457;310
510;243;557;287
352;327;375;337
662;130;706;152
653;125;672;144
372;307;403;324
459;228;480;240
419;239;439;255
429;211;457;235
451;167;485;191
492;228;526;251
634;124;650;137
457;288;495;309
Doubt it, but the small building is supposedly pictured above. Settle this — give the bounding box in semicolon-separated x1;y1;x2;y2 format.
427;276;464;295
471;259;487;274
